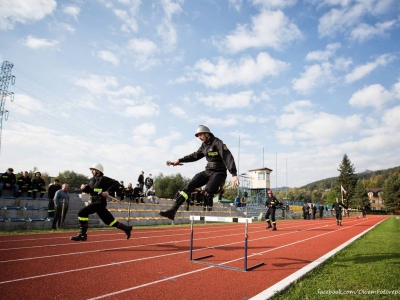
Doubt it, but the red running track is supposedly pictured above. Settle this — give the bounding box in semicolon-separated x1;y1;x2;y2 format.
0;215;387;300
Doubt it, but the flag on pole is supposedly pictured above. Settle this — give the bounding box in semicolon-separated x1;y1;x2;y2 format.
341;185;347;195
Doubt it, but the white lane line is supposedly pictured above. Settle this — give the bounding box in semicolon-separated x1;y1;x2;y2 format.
0;220;332;263
85;219;377;299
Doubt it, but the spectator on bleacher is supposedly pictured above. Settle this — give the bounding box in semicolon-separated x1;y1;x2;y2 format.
116;181;125;201
125;183;134;202
17;171;32;198
234;195;240;207
138;171;144;191
70;163;132;241
52;183;70;229
31;171;46;199
48;179;61;218
0;168;19;198
146;185;158;204
318;204;324;219
144;174;153;195
241;196;246;207
159;125;239;220
133;183;144;203
265;190;279;231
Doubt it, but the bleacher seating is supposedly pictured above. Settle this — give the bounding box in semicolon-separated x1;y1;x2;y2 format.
0;217;4;222
3;206;21;210
24;206;39;210
28;217;46;222
8;217;26;222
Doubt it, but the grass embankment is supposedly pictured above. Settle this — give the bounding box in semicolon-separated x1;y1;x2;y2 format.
274;216;400;299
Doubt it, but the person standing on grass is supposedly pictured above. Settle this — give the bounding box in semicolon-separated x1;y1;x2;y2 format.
331;198;348;226
70;163;132;241
159;125;239;220
265;190;279;231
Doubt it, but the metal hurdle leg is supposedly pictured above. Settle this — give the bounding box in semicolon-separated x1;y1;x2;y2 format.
189;216;264;272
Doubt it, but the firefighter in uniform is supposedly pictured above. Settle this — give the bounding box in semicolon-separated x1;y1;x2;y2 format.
31;171;46;199
159;125;239;220
331;198;348;226
70;163;132;241
265;189;279;231
17;171;32;198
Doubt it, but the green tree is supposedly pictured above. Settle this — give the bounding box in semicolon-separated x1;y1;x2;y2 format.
57;170;90;193
154;173;191;199
336;154;357;207
382;173;400;211
352;180;369;209
311;189;322;203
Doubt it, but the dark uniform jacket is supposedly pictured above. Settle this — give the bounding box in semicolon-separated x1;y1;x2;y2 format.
125;188;134;198
81;175;119;201
31;177;46;189
179;136;237;176
332;201;347;211
48;184;61;199
318;205;324;212
133;187;143;197
265;195;279;208
1;172;17;185
138;174;144;185
17;175;31;188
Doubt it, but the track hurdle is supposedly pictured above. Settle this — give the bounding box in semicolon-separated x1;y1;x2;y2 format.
189;215;264;272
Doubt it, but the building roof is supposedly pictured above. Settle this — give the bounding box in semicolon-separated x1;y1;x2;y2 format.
248;167;273;172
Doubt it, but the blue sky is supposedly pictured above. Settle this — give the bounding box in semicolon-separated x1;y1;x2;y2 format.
0;0;400;188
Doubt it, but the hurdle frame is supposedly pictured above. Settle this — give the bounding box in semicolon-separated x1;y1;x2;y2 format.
189;215;264;272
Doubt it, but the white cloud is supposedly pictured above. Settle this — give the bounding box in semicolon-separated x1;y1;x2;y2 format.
74;74;119;95
169;106;187;118
345;54;395;83
132;122;157;136
104;0;141;33
305;43;341;61
0;0;56;30
123;102;160;118
187;52;288;89
157;0;183;50
57;22;75;33
292;63;332;94
97;50;119;66
229;0;243;11
317;0;396;38
63;5;80;21
196;90;258;110
250;0;297;8
276;100;362;145
22;35;60;49
349;84;394;110
349;20;397;43
127;38;159;70
8;93;45;116
213;9;302;53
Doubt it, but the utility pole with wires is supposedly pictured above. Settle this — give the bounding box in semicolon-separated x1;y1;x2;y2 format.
0;61;16;162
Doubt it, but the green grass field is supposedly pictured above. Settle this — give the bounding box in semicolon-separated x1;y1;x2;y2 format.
274;216;400;299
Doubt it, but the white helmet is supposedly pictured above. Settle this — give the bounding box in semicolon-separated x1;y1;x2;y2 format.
90;163;104;173
195;125;212;137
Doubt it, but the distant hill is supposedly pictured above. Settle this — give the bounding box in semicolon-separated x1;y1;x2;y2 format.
299;165;400;192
